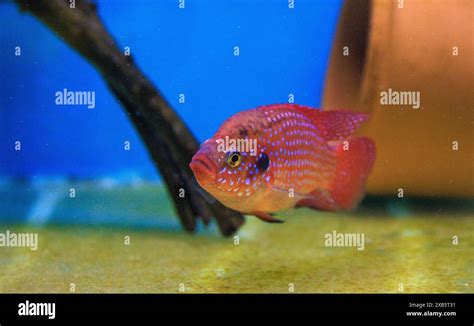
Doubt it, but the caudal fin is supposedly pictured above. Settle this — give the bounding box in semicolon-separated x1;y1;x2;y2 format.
330;137;376;210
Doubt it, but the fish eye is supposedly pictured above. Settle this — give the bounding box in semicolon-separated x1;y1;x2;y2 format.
257;153;270;171
227;152;242;168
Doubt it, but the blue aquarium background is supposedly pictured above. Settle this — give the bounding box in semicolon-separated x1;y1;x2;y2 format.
0;0;343;179
0;0;342;230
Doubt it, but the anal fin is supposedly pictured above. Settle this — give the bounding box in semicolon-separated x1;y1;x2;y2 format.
295;188;340;211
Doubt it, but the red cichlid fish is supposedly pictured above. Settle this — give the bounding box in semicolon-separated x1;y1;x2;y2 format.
190;104;376;223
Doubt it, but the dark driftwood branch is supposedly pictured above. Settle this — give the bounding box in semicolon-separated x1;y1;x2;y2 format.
15;0;244;235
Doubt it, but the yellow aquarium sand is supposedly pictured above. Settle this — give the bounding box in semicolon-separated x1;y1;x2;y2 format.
0;209;472;293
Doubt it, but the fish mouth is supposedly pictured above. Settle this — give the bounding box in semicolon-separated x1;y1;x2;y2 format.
190;154;217;181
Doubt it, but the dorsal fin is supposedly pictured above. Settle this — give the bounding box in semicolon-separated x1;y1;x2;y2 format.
289;105;370;140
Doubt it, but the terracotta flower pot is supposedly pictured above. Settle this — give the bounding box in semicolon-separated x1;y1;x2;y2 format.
322;0;473;197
